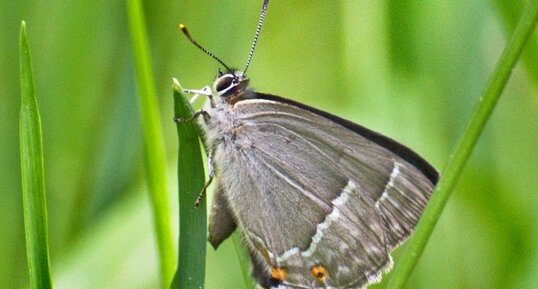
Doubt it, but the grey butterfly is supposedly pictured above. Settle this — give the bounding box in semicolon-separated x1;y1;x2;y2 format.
178;1;438;288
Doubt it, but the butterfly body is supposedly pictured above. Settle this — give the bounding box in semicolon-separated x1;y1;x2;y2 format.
199;71;438;289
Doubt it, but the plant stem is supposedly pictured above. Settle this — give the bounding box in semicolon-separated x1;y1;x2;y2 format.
386;1;538;288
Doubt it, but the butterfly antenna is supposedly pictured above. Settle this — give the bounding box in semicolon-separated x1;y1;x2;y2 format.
179;24;233;73
243;0;270;75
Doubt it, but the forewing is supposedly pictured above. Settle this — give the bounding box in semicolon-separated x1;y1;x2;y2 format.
223;97;437;289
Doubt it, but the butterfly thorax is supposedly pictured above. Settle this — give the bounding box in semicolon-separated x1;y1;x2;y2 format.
203;70;257;145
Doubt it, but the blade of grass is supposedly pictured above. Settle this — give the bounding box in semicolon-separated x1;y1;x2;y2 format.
231;233;256;289
494;0;538;84
126;0;175;287
172;79;206;289
19;21;54;289
386;1;538;288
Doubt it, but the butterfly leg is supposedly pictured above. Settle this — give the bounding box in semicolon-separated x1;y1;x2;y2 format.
173;109;211;123
183;85;211;103
194;145;216;207
183;85;216;107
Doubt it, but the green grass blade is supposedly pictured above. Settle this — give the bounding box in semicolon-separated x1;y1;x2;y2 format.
231;233;256;289
19;21;54;289
494;0;538;84
172;79;206;289
386;1;538;288
126;0;175;287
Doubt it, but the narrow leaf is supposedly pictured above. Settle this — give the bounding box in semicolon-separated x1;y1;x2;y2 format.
126;0;175;286
172;79;206;289
494;0;538;84
19;20;54;289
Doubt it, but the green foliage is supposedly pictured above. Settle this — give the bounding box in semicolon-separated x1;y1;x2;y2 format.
2;1;537;289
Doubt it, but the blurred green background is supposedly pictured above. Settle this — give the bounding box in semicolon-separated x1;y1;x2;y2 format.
2;0;537;288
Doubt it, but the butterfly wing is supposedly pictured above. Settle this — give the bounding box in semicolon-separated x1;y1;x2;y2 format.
208;179;237;249
212;95;437;289
256;94;439;249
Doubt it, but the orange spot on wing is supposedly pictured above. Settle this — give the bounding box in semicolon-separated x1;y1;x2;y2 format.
271;267;287;282
311;265;329;282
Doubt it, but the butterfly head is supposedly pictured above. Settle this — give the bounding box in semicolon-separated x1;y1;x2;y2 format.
180;0;268;104
213;70;251;101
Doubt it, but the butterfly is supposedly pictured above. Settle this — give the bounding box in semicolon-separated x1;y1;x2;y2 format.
177;1;438;288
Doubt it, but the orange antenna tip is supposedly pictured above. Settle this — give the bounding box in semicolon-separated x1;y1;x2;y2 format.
179;24;190;37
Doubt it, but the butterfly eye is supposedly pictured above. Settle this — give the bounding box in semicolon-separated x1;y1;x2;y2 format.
214;74;235;97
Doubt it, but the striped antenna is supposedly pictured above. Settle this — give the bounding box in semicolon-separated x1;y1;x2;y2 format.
243;0;270;75
179;24;234;73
